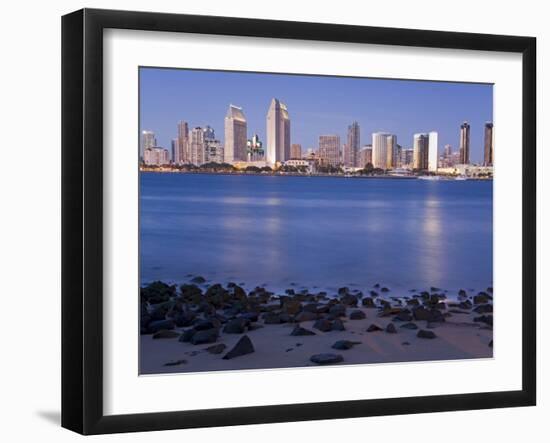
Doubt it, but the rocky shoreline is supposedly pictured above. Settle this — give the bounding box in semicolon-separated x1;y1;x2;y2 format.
140;279;493;374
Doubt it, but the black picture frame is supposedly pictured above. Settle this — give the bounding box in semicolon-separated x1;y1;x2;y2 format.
62;8;537;435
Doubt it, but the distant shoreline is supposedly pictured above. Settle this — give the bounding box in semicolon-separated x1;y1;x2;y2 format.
139;169;492;181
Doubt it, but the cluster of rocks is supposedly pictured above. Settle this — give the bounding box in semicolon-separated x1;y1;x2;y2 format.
141;280;494;367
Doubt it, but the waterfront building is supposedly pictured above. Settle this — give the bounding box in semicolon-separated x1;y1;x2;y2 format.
400;148;414;168
372;132;396;169
224;105;248;162
413;133;430;170
428;131;439;172
175;120;189;164
459;121;471;164
290;143;302;159
141;130;156;158
171;138;178;163
266;98;291;165
318;135;341;167
344;121;360;167
143;146;169;166
246;134;265;162
189;127;206;165
204;139;224;163
357;145;373;168
484;122;494;166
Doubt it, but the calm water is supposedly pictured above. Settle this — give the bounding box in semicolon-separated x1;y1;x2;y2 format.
140;173;493;294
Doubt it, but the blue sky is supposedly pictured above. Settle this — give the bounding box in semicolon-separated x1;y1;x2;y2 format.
140;67;493;163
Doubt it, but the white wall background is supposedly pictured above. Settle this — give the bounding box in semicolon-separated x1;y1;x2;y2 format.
0;0;546;441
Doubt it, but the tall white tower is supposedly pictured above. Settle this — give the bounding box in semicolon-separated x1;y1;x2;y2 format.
428;131;439;172
266;98;291;165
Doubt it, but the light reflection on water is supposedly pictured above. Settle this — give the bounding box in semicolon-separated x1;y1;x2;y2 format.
140;173;493;293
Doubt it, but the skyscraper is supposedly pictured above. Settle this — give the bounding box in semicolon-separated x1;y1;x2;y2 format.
203;126;224;164
224;105;247;162
344;121;360;167
266;98;291;165
372;132;395;169
141;130;156;158
459;121;471;165
171;138;178;163
318;135;341;167
290;143;302;160
176;120;189;164
143;147;169;166
385;134;398;169
428;131;439;172
357;145;373;168
189;127;205;165
484;122;494;166
413;133;430;170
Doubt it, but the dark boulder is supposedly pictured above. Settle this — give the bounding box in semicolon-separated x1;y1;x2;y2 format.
400;322;418;330
474;315;493;327
223;335;255;359
294;311;318;322
332;318;346;331
190;276;206;284
147;319;175;334
385;323;397;334
473;293;490;305
290;325;316;336
310;353;344;365
417;329;437;339
190;328;218;345
263;312;283;324
193;318;220;331
313;319;332;332
362;297;376;308
473;304;493;314
340;293;358;306
179;328;195;342
367;323;383;332
205;343;226;354
393;310;413;322
329;304;347;317
223;318;248;334
331;340;360;350
349;310;366;320
152;329;179;339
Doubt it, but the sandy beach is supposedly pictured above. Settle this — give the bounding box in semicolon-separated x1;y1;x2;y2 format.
140;281;493;375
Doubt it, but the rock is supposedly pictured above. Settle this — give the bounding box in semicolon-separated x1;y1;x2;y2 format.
474;315;493;327
174;311;196;327
302;303;319;313
362;297;376;308
338;287;349;295
179;328;195;342
233;285;248;300
294;311;318;322
263;312;283;324
400;322;418;330
349;310;366;320
332;340;360;350
340;293;358;306
330;318;344;331
473;304;493;314
223;335;255;360
370;290;379;297
406;298;420;307
313;319;332;332
240;312;259;322
413;307;445;323
152;329;179;339
459;300;473;310
458;289;467;297
329;304;347;317
385;323;397;334
205;343;226;354
285;288;295;295
223;318;248;334
417;329;437;339
147;319;175;334
193;319;220;331
282;300;302;315
381;287;390;292
367;323;383;332
190;328;218;345
163;359;187;366
290;325;316;336
310;353;344;365
191;276;206;284
393;310;413;322
474;292;490;304
402;341;411;346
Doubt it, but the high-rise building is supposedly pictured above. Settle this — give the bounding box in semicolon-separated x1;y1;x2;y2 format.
428;131;439;172
247;134;265;162
318;135;341;167
202;126;223;164
141;130;156;158
176;121;189;164
290;143;302;159
459;121;471;164
401;148;414;168
357;145;373;168
413;133;430;170
171;138;178;163
344;121;360;167
372;132;395;169
224;105;248;162
189;127;206;165
143;147;169;166
266;98;291;165
484;122;494;166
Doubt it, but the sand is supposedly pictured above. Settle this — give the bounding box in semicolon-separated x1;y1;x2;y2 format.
140;307;493;375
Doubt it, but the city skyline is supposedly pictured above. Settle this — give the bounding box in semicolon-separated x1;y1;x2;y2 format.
140;67;493;164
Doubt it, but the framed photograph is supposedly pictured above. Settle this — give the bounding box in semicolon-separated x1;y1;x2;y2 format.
62;8;536;434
